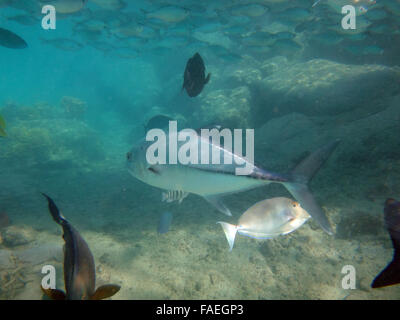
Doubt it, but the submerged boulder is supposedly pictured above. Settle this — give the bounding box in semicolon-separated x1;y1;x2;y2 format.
194;86;252;129
61;96;87;120
0;99;105;172
0;119;105;170
1;226;35;247
249;59;400;127
255;93;400;205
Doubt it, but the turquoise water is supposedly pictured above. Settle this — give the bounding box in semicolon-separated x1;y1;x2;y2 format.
0;0;400;300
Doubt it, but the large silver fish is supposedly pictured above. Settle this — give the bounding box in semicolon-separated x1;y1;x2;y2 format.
126;128;339;235
218;197;311;251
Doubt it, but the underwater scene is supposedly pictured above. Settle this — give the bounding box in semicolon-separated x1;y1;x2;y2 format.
0;0;400;301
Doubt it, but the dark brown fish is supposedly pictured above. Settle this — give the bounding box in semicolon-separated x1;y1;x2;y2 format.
182;52;211;97
41;193;120;300
0;27;27;49
371;198;400;288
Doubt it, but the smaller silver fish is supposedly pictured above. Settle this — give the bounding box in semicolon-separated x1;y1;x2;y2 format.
218;197;310;251
162;190;189;203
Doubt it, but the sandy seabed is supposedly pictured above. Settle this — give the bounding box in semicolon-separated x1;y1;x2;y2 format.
1;163;399;300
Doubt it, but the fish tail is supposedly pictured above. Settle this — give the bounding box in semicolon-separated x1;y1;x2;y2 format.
41;193;67;226
284;139;340;235
371;256;400;288
217;222;238;251
372;230;400;288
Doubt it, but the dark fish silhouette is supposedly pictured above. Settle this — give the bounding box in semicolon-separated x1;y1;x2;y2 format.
41;193;120;300
0;27;27;49
144;114;174;134
182;52;211;97
371;198;400;288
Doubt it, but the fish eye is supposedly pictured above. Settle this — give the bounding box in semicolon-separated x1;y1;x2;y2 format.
292;201;299;208
126;152;132;161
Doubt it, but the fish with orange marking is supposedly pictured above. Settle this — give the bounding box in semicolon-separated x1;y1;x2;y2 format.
218;197;311;251
41;193;120;300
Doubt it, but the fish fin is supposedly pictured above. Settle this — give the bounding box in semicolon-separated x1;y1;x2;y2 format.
90;284;121;300
41;193;67;226
204;195;232;216
162;190;188;203
205;73;211;84
148;166;161;175
0;127;6;137
372;231;400;288
371;259;400;288
41;287;66;300
284;140;340;235
178;191;189;203
217;222;237;251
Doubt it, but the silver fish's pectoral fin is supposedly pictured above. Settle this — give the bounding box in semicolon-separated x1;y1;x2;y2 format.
204;195;232;216
178;193;188;204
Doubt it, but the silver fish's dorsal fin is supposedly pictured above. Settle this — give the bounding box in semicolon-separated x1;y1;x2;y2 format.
162;190;189;204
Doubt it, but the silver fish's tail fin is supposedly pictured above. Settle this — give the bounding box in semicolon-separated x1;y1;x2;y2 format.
217;222;238;251
284;140;340;235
